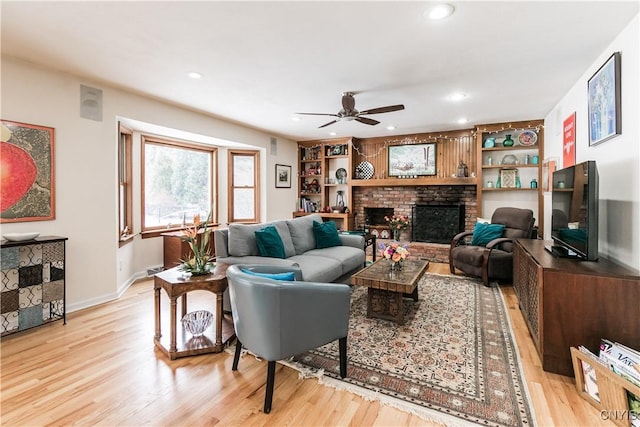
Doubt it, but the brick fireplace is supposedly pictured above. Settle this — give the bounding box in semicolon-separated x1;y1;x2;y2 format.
352;185;477;263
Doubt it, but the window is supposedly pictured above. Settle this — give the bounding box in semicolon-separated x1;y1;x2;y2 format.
141;135;217;233
118;123;133;245
228;150;260;223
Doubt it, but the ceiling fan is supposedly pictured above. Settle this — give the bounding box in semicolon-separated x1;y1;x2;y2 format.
296;92;405;128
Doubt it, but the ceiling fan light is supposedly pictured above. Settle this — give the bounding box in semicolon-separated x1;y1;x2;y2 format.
425;3;455;20
342;116;356;121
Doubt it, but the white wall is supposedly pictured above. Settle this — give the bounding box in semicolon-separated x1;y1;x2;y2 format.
543;15;639;269
1;56;298;312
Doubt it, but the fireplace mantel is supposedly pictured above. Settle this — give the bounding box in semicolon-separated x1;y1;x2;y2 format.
351;177;476;187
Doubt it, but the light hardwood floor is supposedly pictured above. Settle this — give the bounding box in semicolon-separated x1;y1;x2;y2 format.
1;263;612;426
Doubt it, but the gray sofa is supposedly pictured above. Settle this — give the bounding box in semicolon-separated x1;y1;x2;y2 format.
214;213;365;282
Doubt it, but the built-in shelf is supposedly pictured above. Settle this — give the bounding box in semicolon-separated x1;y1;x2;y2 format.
482;145;538;152
483;187;538;191
351;177;476;187
482;164;539;169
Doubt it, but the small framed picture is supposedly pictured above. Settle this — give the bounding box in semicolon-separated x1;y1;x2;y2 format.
588;52;621;146
275;164;291;188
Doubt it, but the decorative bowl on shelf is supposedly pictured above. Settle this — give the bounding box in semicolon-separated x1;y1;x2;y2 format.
181;310;214;336
2;232;40;242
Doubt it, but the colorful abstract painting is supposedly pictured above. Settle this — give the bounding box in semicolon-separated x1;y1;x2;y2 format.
1;120;55;222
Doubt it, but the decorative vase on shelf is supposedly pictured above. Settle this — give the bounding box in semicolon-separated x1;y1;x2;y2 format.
393;229;400;241
503;134;515;147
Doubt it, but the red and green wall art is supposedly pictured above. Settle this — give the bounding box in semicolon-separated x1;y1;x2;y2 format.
1;120;55;223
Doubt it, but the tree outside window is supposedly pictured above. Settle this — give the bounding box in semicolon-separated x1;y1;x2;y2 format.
142;136;217;231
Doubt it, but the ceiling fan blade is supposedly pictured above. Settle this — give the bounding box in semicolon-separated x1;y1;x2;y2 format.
319;120;339;128
355;117;380;126
359;104;405;115
342;93;356;112
296;112;339;117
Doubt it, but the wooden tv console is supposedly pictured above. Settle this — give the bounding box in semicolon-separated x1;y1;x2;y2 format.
513;239;640;376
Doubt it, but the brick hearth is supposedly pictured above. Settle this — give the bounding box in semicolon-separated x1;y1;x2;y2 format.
353;185;477;263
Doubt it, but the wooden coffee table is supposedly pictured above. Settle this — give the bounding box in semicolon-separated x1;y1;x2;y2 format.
351;258;429;325
154;264;235;359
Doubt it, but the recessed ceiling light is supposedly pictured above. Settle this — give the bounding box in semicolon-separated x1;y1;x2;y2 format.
187;71;203;79
329;132;337;136
386;125;396;130
457;118;468;124
449;92;467;101
425;3;455;20
292;116;301;121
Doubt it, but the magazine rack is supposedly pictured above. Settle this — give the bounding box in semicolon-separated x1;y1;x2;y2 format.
571;347;640;427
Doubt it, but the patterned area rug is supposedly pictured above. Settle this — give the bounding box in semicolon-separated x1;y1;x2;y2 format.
288;273;535;427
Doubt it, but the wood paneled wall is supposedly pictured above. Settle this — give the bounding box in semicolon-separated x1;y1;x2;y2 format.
352;129;476;179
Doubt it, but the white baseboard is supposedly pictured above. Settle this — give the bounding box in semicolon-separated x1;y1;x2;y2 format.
66;268;153;314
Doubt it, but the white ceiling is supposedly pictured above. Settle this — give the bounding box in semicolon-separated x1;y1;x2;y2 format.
2;1;638;141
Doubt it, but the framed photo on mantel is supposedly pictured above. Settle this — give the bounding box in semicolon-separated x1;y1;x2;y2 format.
388;143;436;177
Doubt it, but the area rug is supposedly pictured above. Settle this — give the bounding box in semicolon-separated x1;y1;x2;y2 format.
286;273;535;427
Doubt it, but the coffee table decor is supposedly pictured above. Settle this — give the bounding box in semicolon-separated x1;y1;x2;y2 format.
285;273;536;427
379;240;409;271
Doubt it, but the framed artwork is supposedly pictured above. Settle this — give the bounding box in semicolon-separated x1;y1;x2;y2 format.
1;120;55;222
275;164;291;188
563;112;576;168
588;52;621;146
388;143;436;177
542;157;558;192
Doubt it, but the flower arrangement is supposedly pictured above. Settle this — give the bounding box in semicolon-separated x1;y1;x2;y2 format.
385;215;410;240
179;213;214;276
379;241;410;270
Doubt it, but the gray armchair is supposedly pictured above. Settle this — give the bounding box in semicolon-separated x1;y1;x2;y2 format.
226;264;350;414
449;207;535;287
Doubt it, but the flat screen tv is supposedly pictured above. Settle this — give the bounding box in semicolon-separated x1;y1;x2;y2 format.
548;160;599;261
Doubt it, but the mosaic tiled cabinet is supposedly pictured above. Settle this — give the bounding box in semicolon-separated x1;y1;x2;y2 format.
1;236;67;337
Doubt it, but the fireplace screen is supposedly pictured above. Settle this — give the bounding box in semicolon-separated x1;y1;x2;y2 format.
412;204;465;244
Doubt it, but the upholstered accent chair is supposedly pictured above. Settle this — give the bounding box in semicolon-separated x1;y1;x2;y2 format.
449;207;535;287
226;264;350;414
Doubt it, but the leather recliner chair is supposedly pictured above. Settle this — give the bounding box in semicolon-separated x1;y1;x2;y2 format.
449;207;535;287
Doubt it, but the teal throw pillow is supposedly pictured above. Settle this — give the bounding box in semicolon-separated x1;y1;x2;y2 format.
254;225;286;259
313;220;342;249
241;269;295;281
470;222;505;247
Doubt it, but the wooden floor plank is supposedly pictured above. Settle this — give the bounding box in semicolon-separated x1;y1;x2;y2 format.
0;263;612;426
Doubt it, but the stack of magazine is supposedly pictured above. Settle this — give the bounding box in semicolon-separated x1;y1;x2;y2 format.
579;339;640;426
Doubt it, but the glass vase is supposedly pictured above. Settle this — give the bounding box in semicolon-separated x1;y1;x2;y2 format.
503;134;515;147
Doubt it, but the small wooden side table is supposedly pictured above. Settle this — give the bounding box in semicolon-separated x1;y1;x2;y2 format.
154;265;234;359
